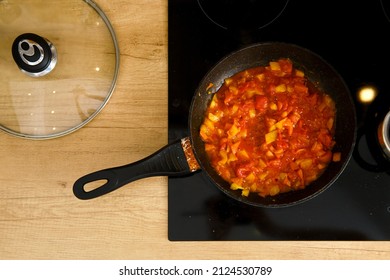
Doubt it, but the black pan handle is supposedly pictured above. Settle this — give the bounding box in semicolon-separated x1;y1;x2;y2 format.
73;139;194;200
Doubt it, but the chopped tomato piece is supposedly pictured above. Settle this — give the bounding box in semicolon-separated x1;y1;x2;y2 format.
255;96;268;112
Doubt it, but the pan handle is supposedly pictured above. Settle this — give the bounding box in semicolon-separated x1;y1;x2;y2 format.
73;139;195;200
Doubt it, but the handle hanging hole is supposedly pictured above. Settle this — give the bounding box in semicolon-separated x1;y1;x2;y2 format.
84;179;109;192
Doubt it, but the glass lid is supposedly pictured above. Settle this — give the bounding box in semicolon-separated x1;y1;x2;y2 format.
0;0;119;139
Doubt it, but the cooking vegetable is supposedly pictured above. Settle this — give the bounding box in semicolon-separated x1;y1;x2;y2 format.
200;58;338;197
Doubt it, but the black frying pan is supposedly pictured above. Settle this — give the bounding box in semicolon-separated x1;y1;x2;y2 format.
73;42;356;207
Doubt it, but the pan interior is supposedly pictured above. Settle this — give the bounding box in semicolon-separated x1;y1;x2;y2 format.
189;42;356;208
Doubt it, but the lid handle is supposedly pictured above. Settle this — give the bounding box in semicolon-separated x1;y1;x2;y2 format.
12;33;57;77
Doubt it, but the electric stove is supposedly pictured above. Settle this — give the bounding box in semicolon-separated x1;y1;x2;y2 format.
168;0;390;240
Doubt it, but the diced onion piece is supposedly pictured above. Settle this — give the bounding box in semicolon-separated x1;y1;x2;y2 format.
297;169;304;182
256;73;265;81
269;102;277;110
230;183;243;190
241;188;250;197
289;112;301;124
218;150;228;165
209;95;218;108
318;163;328;169
295;69;305;77
265;130;278;144
333;152;341;162
259;172;268;180
311;141;323;152
259;159;267;168
327;117;334;130
237;150;250;160
324;95;333;106
266;150;274;158
269;186;280;196
279;173;287;180
246;173;255;182
275;84;286;93
250;183;257;192
230;141;241;154
299;159;313;169
231;104;239;114
228;153;238;162
224;78;233;86
208;112;220;122
246;91;255;98
203;118;214;130
275;118;287;129
228;124;240;137
269;61;281;71
229;86;238;94
249;109;256;118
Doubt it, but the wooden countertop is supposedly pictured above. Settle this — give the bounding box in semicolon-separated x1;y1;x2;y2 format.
1;0;389;260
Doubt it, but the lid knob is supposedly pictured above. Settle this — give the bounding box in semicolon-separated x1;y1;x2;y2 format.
12;33;57;77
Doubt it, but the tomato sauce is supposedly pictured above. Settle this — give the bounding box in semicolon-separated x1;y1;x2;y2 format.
200;58;338;197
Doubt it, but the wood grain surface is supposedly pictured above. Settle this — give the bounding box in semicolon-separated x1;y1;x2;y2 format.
1;0;389;260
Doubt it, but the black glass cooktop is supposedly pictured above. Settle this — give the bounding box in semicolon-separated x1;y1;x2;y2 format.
168;0;390;240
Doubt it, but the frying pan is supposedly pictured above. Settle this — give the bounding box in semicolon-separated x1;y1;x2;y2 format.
73;42;356;207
